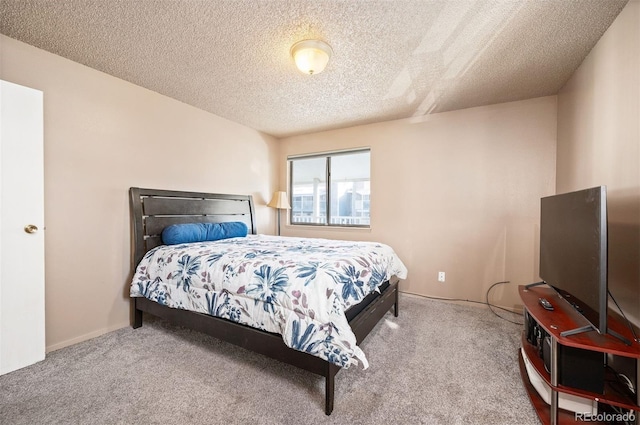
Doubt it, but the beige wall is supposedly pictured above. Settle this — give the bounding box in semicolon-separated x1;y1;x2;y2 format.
556;0;640;324
1;35;279;351
6;0;633;351
279;96;557;310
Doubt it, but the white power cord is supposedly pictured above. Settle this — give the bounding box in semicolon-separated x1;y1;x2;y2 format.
617;373;636;395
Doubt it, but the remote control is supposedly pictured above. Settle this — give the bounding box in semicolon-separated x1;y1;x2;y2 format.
539;297;554;311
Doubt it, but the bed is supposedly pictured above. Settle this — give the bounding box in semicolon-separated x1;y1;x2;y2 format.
129;187;407;414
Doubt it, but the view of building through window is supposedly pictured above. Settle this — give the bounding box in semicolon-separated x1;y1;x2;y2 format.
289;150;370;227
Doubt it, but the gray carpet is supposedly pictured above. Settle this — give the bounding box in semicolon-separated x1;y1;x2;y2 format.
0;294;538;425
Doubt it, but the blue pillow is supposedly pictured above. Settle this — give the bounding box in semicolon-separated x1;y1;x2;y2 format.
162;222;248;245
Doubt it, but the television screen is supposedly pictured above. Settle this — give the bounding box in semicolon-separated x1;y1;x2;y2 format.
539;186;607;334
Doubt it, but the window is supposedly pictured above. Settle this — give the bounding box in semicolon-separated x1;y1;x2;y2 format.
289;149;370;227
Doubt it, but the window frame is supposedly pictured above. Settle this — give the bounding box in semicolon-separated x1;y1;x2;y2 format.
288;148;371;229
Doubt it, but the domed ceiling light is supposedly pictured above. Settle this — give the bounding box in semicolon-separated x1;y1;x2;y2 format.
291;39;332;75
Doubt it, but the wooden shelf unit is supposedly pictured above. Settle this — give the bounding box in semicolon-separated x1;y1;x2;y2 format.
519;285;640;425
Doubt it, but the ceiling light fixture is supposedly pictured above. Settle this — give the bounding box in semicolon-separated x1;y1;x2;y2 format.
291;39;332;75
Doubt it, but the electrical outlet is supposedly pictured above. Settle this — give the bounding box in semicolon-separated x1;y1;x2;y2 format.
438;271;445;282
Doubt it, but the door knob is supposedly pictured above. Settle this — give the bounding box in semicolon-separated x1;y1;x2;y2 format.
24;224;38;234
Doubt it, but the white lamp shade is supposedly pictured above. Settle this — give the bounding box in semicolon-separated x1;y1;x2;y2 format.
268;191;291;209
291;39;332;75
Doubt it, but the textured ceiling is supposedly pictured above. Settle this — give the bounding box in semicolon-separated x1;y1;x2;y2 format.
0;0;628;138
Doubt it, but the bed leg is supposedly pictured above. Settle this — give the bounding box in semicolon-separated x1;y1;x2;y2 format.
325;364;339;415
133;305;143;329
394;286;399;317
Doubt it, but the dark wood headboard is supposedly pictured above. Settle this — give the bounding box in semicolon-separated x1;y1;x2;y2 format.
129;187;257;267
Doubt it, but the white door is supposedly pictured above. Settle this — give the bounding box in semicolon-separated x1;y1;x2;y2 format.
0;80;45;375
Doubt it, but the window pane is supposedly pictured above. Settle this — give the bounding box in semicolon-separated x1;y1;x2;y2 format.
289;149;370;228
291;157;327;224
329;151;370;226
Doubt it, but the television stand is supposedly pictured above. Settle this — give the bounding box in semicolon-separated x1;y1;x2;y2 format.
519;285;640;425
524;282;633;345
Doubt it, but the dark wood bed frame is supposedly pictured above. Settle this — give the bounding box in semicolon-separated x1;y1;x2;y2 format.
129;187;399;415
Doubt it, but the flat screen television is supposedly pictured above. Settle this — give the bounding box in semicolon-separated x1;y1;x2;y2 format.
539;186;607;335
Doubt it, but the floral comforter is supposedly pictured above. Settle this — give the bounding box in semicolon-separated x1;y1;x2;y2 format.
130;234;407;368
